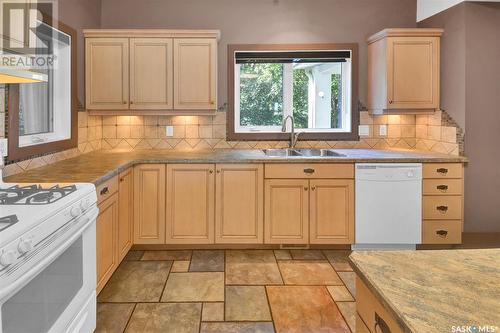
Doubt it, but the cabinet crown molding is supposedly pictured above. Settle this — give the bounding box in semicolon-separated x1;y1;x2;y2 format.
367;28;444;44
83;29;221;40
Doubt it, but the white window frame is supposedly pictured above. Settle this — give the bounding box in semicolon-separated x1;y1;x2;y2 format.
234;51;352;134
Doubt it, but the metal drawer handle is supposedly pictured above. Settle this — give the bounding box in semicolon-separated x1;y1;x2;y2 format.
436;205;448;212
437;168;449;174
303;168;315;174
436;184;448;191
374;313;392;333
436;229;448;237
100;187;109;195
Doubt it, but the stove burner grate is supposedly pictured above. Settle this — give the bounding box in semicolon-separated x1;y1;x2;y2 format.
0;184;77;205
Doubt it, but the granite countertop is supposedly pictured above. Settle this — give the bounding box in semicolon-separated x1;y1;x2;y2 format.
349;249;500;333
4;148;467;185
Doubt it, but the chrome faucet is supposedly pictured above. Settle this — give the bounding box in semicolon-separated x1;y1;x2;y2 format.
281;115;301;148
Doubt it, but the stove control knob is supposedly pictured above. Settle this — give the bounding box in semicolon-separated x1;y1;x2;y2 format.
18;239;34;254
80;199;90;211
0;250;17;267
70;206;81;218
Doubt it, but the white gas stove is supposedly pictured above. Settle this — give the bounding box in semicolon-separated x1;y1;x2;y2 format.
0;174;98;333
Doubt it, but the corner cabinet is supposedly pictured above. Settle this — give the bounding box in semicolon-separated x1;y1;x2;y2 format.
84;30;220;115
367;28;443;114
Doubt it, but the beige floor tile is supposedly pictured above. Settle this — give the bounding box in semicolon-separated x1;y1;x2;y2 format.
123;250;144;261
141;250;192;261
274;250;292;260
290;249;325;260
327;285;354;302
278;260;343;285
336;302;356;332
226;250;283;285
200;322;275;333
190;250;224;272
162;272;224;302
98;261;171;302
125;303;201;333
95;303;135;333
202;302;224;322
171;260;190;272
225;286;271;321
338;271;356;297
323;250;353;271
267;286;350;333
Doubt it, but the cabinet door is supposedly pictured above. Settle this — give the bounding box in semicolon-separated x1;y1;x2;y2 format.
215;164;263;244
173;38;217;110
96;193;118;294
130;38;173;110
86;38;129;110
387;37;440;109
166;164;215;244
264;179;309;244
133;164;166;244
117;168;133;261
309;180;354;244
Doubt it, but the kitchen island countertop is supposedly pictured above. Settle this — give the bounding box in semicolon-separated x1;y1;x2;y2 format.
4;148;467;185
349;249;500;333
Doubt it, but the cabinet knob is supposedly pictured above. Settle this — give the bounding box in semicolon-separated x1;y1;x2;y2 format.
304;187;308;191
436;168;448;174
436;229;448;237
311;186;316;191
209;170;214;174
123;101;127;104
388;100;393;104
436;205;448;213
100;186;109;195
130;101;134;104
216;170;220;174
436;184;448;191
303;168;315;174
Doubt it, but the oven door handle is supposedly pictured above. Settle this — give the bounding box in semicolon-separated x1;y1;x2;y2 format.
0;207;98;301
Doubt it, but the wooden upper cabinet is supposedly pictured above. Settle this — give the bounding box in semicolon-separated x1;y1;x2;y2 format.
215;164;264;244
130;38;173;109
166;164;215;244
173;38;217;110
96;193;118;294
117;168;133;261
86;38;129;110
309;180;354;244
264;179;309;244
367;29;442;114
133;164;166;244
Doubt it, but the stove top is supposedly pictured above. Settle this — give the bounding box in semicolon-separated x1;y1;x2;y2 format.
0;185;77;205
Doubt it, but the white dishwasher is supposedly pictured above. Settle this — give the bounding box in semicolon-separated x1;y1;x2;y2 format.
354;163;422;250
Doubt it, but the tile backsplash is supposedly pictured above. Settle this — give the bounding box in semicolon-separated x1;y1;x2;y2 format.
1;99;463;177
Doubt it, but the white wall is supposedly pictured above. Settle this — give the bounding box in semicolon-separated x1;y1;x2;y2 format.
417;0;500;21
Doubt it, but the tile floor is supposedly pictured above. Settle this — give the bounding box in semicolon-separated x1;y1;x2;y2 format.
96;249;369;333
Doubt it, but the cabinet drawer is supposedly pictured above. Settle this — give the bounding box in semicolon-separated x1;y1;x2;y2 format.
96;176;119;204
423;179;463;195
265;163;354;179
423;196;462;220
422;220;462;244
423;163;462;179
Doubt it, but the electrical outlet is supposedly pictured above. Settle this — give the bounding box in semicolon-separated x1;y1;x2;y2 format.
379;125;387;136
165;126;174;137
0;138;7;157
358;125;370;136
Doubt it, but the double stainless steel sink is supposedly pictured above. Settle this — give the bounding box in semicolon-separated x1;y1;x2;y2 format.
262;149;346;157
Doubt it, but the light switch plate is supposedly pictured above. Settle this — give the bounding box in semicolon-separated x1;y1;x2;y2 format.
379;124;387;136
165;126;174;137
358;125;370;136
0;138;7;157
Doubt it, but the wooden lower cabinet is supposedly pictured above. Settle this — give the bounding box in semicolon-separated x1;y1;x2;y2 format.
309;179;354;244
264;179;309;244
117;168;133;261
215;164;264;244
166;164;215;244
96;193;119;294
133;164;166;244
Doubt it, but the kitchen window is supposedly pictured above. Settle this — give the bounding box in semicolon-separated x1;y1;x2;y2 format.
227;44;359;141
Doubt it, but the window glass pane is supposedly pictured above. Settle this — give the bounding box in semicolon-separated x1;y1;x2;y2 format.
292;68;308;129
239;63;283;127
